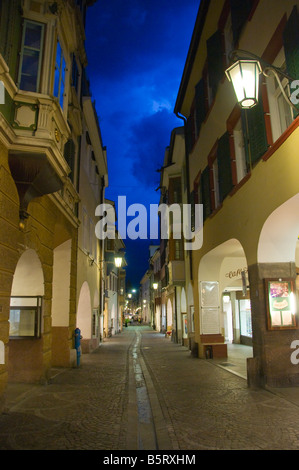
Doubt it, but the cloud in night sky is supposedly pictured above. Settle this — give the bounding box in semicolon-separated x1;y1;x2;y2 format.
85;0;200;285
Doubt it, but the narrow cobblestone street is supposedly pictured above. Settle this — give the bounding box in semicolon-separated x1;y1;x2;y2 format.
1;325;299;453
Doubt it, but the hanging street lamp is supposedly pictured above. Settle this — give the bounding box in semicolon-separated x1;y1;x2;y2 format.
225;59;262;109
225;49;298;111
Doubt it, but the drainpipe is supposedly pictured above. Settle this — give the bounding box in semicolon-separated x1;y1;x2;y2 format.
175;112;193;281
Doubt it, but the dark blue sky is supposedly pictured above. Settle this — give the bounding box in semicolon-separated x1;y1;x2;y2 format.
85;0;199;288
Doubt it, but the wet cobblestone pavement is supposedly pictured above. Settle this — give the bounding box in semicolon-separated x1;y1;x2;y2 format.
0;326;299;452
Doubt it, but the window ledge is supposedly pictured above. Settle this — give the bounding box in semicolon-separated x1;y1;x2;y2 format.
229;172;252;197
263;116;299;162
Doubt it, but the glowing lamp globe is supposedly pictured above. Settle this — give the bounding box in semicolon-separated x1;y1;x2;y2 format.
225;59;262;109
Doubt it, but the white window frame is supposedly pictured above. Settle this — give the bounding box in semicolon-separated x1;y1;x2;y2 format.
18;19;45;92
233;117;247;183
54;38;67;109
266;48;294;142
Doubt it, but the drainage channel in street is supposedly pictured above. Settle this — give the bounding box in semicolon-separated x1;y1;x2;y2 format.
132;331;158;450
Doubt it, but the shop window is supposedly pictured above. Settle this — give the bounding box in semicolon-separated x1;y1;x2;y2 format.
9;296;43;338
238;298;252;338
18;19;45;92
54;39;66;109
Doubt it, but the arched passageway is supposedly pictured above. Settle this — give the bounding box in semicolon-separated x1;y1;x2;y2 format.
9;249;44;382
198;239;252;360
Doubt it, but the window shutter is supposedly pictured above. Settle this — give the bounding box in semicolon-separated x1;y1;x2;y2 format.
195;79;206;133
207;30;224;100
64;139;75;182
241;92;268;166
230;0;253;45
185;115;194;155
283;5;299;116
201;167;212;221
217;132;233;202
0;0;22;80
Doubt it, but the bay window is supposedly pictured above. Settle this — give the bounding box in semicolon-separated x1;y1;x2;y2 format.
54;40;66;108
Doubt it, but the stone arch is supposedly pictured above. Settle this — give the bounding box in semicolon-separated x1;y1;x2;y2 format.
258;193;299;264
9;249;45;382
11;249;44;297
198;239;249;345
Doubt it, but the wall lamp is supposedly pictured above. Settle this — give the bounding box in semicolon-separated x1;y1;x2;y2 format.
225;49;298;110
153;283;158;290
114;256;123;267
114;247;126;268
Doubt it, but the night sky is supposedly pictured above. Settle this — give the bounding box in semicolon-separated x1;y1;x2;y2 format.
85;0;199;288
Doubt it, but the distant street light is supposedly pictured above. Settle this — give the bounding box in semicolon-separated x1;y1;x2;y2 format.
114;256;122;267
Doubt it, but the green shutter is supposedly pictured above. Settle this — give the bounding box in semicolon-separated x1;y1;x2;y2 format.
195;79;206;133
201;167;211;221
230;0;253;45
283;5;299;116
217;132;233;202
207;30;224;100
185;116;194;155
0;0;22;81
241;91;268;167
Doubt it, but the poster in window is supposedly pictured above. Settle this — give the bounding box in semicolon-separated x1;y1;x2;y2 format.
200;281;219;307
265;278;298;330
201;308;220;335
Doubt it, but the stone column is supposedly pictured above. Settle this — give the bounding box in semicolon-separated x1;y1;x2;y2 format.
248;262;299;388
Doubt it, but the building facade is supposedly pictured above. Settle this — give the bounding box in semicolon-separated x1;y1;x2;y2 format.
0;0;108;412
103;227;126;337
173;0;299;387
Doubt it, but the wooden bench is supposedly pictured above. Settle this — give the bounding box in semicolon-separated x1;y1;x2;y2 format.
202;343;227;359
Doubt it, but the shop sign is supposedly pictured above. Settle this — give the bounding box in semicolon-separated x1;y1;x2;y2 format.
225;267;248;279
